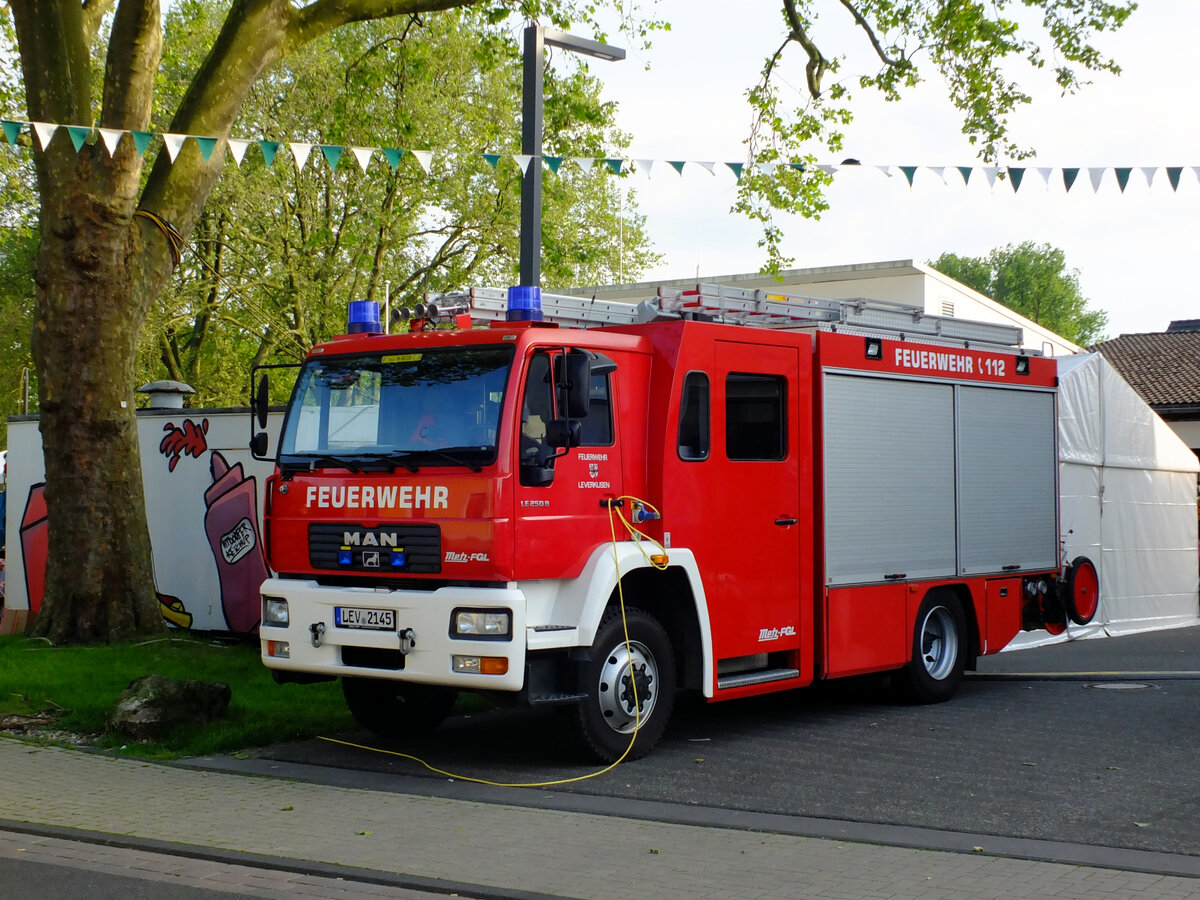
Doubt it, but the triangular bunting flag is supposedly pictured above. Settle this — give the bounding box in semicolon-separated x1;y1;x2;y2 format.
352;147;374;171
604;158;625;174
162;133;188;162
290;142;313;170
817;164;838;177
1036;167;1053;186
1007;167;1025;192
1167;167;1183;192
382;148;405;170
956;166;972;185
572;157;595;173
99;128;124;156
899;166;917;186
66;125;91;152
227;139;250;166
1088;167;1106;192
132;131;154;156
1114;167;1132;192
320;145;343;169
634;159;654;176
927;166;946;184
1062;168;1080;192
513;154;534;175
1192;166;1200;184
259;141;279;167
876;165;894;178
545;155;563;174
411;150;433;174
1;120;21;145
983;167;999;187
788;163;806;173
194;136;218;162
758;162;777;177
726;162;743;181
668;160;686;175
482;153;500;169
1140;166;1157;187
32;122;58;149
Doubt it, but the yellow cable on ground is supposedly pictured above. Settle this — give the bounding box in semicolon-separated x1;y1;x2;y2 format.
317;495;667;787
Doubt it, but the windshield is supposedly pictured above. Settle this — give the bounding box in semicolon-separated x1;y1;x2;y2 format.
278;345;514;467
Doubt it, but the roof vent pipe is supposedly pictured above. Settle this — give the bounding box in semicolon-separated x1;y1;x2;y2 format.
137;380;196;409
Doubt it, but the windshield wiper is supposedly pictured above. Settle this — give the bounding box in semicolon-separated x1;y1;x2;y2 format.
389;448;483;473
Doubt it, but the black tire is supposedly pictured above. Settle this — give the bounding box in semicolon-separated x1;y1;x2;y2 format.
341;677;457;739
899;590;966;704
570;607;676;763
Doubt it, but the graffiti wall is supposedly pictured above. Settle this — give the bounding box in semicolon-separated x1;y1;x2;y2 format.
3;408;282;634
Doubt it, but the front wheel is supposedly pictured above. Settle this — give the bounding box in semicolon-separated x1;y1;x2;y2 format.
899;591;966;704
341;677;457;739
570;607;676;763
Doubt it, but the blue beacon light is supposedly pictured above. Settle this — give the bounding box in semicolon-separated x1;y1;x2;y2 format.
506;286;543;322
347;300;382;334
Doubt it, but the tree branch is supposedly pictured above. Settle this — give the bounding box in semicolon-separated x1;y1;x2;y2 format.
836;0;903;69
285;0;477;54
82;0;118;45
782;0;830;97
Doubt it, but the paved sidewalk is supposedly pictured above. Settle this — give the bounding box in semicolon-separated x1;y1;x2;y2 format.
1;738;1198;899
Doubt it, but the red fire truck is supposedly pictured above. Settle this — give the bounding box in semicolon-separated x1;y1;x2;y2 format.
253;284;1099;761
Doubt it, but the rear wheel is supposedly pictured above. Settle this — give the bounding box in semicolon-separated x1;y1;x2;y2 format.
570;607;676;763
899;591;966;704
1065;556;1100;626
341;677;457;739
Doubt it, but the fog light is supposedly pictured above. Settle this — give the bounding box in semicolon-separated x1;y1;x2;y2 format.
266;640;290;659
452;655;509;675
453;655;482;673
453;609;511;638
263;597;290;626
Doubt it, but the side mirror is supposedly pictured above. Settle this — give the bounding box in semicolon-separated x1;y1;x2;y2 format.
554;352;590;419
250;430;270;458
254;373;270;428
545;418;582;449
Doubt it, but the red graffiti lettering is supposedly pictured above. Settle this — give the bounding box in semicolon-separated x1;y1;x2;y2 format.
160;418;209;472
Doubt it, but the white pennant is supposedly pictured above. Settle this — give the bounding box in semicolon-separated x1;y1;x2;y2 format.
411;150;433;174
289;142;313;170
696;161;717;175
1088;167;1106;192
634;159;654;176
98;128;124;156
32;122;58;149
1141;166;1157;187
1192;166;1200;184
572;157;595;173
163;133;188;161
1036;167;1054;186
927;166;946;184
757;162;777;177
983;167;999;188
875;165;894;178
817;164;838;176
352;147;374;171
512;154;534;175
227;139;250;166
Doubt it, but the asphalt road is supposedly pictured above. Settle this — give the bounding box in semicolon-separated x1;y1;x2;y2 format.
246;625;1200;858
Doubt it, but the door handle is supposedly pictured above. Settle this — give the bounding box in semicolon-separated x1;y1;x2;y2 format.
774;517;798;526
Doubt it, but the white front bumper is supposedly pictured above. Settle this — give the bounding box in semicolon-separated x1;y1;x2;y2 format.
259;578;527;692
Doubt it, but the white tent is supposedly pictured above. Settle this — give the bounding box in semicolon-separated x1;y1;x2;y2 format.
1012;352;1199;647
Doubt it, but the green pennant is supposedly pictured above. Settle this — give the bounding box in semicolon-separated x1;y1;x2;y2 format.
956;166;972;185
1115;167;1132;192
482;153;500;169
603;158;623;175
789;162;805;172
131;131;153;156
1062;168;1080;192
899;166;917;186
668;160;685;175
259;140;279;166
194;136;218;162
1167;167;1183;192
321;145;343;169
726;162;743;181
66;125;92;152
544;155;563;174
1007;167;1025;192
382;148;405;170
1;120;20;145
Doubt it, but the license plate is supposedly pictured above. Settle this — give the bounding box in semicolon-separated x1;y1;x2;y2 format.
334;606;396;631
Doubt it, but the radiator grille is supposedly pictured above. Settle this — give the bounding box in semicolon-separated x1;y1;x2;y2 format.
308;522;441;574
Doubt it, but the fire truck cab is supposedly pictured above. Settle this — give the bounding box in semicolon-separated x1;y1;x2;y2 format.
256;286;1098;761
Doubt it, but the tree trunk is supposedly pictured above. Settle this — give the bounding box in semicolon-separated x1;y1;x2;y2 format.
28;142;165;644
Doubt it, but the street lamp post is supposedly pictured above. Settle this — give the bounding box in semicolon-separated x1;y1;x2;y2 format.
519;24;625;288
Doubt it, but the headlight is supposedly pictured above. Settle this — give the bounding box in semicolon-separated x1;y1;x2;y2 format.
262;596;290;626
452;609;511;639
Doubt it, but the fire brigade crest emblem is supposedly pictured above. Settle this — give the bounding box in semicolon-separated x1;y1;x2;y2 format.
589;462;599;479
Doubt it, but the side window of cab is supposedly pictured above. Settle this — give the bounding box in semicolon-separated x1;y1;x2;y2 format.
519;350;614;486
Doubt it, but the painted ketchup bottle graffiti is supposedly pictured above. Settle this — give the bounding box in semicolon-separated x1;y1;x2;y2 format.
204;452;269;633
20;483;48;614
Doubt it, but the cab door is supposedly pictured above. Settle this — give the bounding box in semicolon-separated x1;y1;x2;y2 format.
513;348;622;579
709;340;804;666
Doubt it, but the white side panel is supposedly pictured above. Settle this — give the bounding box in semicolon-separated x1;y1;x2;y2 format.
957;387;1058;574
823;374;956;585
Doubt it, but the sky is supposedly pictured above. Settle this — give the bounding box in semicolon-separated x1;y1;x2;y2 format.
581;0;1200;339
